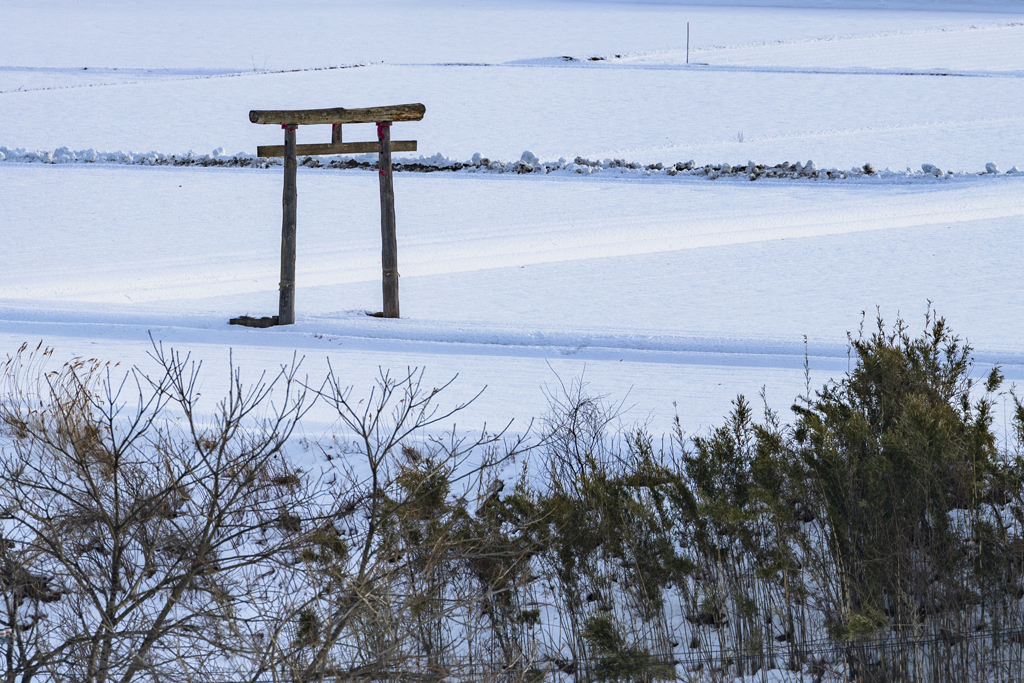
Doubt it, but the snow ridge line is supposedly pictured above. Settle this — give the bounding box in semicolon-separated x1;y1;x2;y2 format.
541;62;1024;80
294;314;1024;369
496;59;1024;80
2;303;1022;371
0;63;371;95
1;146;1022;182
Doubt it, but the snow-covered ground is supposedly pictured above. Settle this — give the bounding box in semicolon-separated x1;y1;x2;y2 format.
7;58;1024;171
3;0;1024;441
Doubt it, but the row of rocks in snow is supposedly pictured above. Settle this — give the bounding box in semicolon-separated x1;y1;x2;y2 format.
0;146;267;167
1;146;1021;181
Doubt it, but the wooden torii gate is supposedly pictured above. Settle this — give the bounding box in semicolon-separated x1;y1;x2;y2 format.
232;103;425;327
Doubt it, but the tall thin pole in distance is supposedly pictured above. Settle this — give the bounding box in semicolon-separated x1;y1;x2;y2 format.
377;121;399;318
279;124;297;325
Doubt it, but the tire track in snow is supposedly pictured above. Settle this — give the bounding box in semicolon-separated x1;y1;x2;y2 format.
492;60;1024;80
0;63;370;95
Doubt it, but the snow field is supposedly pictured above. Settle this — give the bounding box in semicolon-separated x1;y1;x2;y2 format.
6;62;1024;173
628;20;1024;72
7;1;1021;72
3;0;1024;439
2;162;1022;439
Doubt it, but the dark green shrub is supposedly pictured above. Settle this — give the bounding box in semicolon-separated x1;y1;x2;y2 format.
583;615;674;683
792;312;1003;635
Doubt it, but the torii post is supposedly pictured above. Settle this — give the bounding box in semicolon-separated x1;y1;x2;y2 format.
245;103;425;324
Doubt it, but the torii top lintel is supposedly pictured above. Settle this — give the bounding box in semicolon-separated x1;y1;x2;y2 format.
249;103;426;126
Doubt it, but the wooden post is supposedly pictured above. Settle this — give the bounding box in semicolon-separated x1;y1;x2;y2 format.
332;123;342;145
377;121;399;318
279;124;298;325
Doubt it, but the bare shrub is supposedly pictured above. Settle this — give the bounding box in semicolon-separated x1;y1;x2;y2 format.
0;341;319;683
535;376;679;683
279;366;536;683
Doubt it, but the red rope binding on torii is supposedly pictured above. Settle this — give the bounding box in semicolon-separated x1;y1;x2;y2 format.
377;121;392;177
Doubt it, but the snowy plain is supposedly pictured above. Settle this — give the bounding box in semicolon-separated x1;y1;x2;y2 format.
3;0;1024;444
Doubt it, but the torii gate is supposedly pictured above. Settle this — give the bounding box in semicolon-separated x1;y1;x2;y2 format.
232;103;425;327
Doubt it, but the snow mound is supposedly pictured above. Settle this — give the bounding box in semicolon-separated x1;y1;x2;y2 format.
1;146;1022;184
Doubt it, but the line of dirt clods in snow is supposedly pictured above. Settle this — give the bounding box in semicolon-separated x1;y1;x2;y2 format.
1;145;1021;183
